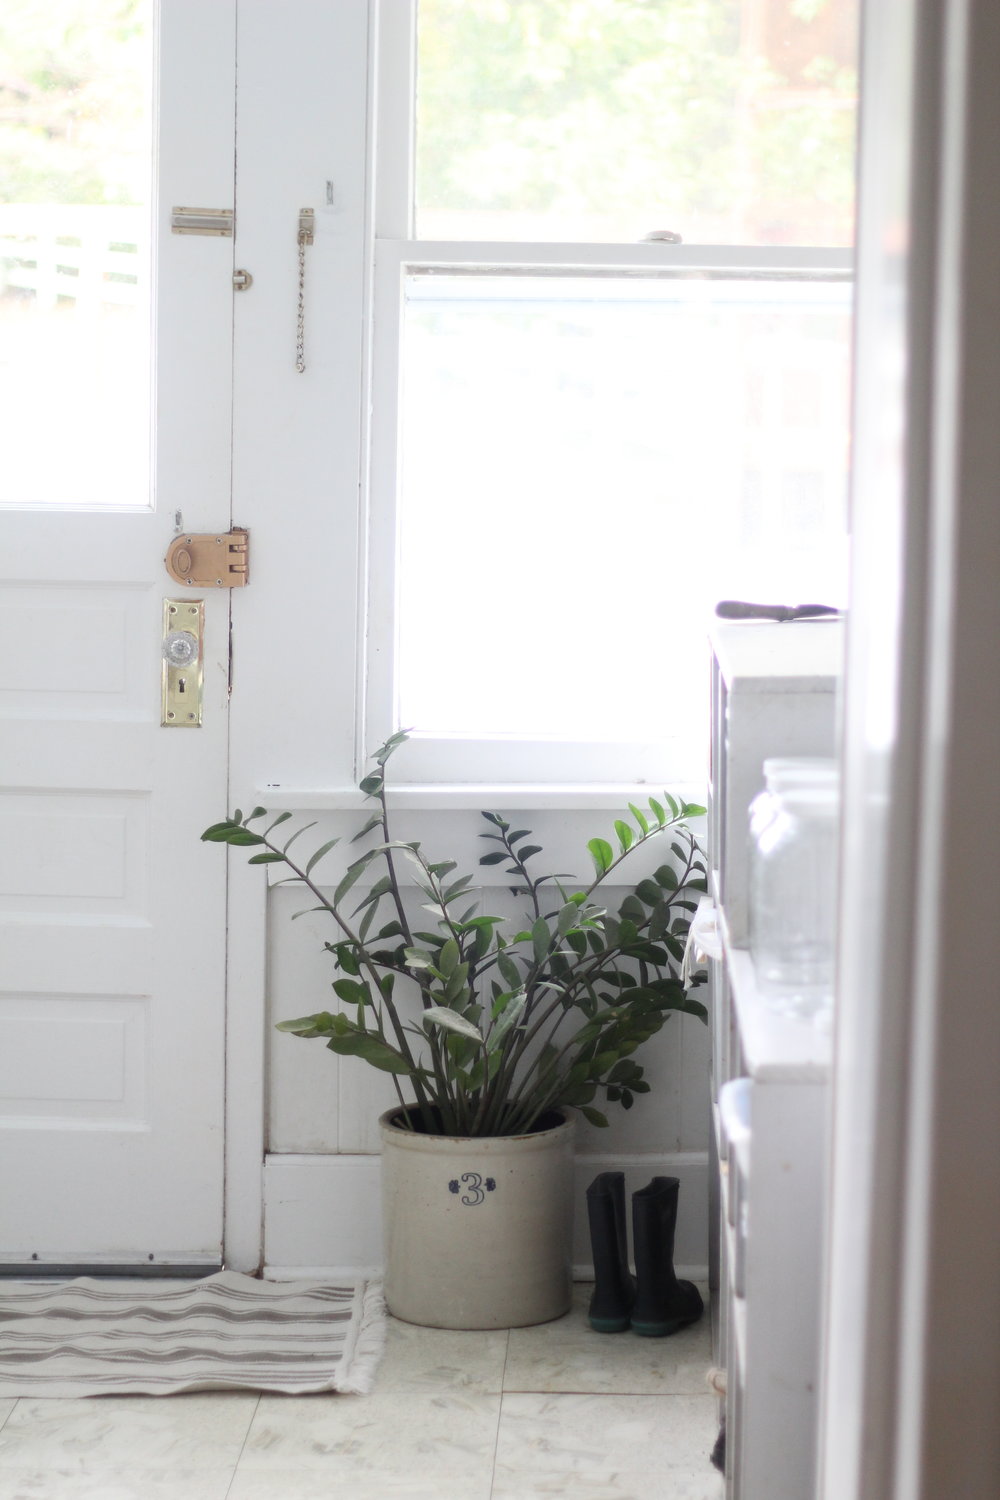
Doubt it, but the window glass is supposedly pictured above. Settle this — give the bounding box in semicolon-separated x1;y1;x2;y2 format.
415;0;858;246
396;271;851;758
0;0;151;508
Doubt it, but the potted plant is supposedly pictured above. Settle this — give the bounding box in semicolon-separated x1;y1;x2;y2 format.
203;733;708;1328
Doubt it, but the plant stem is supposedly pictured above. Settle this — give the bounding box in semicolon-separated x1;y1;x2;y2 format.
258;833;439;1129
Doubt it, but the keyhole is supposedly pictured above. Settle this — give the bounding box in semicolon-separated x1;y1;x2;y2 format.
178;677;186;695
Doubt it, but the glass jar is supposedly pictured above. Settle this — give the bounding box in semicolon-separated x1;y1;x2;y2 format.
749;783;839;1021
748;757;839;847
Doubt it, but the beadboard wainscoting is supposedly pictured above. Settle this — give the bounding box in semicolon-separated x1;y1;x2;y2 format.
258;808;712;1278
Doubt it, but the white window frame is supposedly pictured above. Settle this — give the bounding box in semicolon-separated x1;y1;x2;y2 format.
362;0;854;790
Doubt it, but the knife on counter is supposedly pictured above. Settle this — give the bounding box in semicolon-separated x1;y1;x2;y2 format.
714;600;841;623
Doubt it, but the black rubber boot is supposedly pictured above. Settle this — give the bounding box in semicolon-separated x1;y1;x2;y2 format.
586;1172;635;1332
630;1176;704;1337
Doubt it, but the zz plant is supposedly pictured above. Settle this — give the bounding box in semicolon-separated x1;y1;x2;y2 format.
203;733;708;1137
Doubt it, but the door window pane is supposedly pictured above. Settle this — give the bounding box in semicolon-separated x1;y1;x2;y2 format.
0;0;151;508
396;271;851;755
416;0;858;246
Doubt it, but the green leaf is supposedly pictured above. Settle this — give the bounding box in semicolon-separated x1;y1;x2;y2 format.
334;851;377;903
246;851;285;864
635;879;663;906
305;838;340;875
665;792;680;817
404;947;435;969
358;772;383;797
462;920;497;962
332;978;372;1006
497;951;522;990
557;901;581;937
282;820;317;854
201;820;238;841
437;938;460;976
353;874;392;913
486;991;526;1052
329;940;360;975
682;802;707;818
374;729;409;764
654;864;679;891
479;851;508;866
587;838;614;876
674;996;709;1023
531;917;551;965
201;822;264;846
443;964;470;1002
275;1011;335;1037
423;1006;484;1043
614;820;634;852
648;797;666;826
516;844;542;862
246;806;268;822
628;802;650;835
264;812;293;836
325;1032;412;1074
351;812;384;843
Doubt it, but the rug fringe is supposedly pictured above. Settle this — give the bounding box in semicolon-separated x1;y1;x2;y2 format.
335;1278;387;1394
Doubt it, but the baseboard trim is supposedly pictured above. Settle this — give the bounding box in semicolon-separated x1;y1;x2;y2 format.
263;1150;708;1280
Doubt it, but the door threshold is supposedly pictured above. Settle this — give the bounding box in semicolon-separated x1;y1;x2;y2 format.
0;1262;224;1280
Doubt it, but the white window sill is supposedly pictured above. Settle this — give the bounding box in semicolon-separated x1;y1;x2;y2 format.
253;782;708;813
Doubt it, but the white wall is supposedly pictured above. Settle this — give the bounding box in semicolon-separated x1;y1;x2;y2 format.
260;807;711;1276
222;0;713;1278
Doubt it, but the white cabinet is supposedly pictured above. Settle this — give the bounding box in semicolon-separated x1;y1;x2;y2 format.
708;620;841;1500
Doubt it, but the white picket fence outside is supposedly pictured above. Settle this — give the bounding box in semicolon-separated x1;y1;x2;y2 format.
0;204;145;311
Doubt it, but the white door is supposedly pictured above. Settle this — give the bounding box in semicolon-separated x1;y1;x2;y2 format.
0;1;236;1269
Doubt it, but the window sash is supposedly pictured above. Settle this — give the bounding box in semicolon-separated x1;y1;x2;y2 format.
364;3;854;787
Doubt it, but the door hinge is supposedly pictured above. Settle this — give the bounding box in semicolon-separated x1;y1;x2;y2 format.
165;528;250;589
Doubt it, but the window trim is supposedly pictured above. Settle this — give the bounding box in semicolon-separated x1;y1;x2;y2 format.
361;0;855;789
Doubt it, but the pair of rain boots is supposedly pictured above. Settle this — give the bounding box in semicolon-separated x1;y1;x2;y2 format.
586;1172;703;1337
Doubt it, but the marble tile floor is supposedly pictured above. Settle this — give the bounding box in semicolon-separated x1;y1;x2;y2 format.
0;1284;724;1500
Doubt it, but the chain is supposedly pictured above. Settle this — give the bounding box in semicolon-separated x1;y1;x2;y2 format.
295;229;307;374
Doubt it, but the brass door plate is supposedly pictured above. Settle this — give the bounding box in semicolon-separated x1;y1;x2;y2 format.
162;599;204;727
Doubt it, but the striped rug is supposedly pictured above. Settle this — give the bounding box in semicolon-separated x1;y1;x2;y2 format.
0;1272;385;1396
